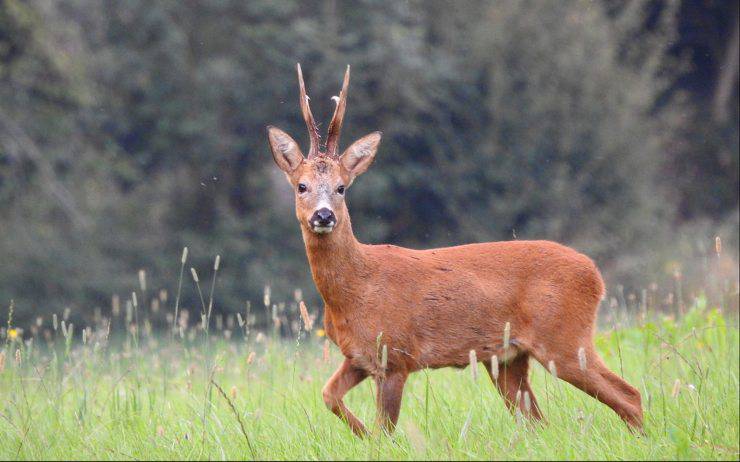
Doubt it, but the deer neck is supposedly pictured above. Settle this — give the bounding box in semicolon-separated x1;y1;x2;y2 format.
301;212;368;309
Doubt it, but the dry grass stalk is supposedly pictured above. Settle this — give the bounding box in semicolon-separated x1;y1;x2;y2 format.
548;360;558;378
211;379;256;458
0;351;5;373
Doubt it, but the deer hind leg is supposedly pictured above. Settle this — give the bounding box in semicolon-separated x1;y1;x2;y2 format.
535;346;643;430
322;358;369;437
484;354;543;421
374;371;408;434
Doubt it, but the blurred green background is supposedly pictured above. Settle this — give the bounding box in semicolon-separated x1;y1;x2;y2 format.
0;0;737;328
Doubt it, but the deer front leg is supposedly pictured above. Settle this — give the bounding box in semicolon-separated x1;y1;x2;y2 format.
322;358;369;437
375;371;408;434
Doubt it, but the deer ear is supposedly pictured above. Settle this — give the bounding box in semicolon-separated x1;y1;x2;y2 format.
267;126;304;173
340;132;381;181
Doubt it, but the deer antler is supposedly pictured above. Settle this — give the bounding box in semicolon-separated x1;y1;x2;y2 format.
325;65;350;158
297;63;320;159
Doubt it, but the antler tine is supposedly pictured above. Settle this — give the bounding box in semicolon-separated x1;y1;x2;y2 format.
297;63;320;158
325;65;350;158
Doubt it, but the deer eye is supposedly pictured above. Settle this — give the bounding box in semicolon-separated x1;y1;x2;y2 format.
336;185;345;195
297;183;307;193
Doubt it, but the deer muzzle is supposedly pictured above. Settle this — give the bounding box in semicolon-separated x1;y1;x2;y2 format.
310;207;337;233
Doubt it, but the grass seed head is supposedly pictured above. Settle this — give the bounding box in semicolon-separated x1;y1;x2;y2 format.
469;350;478;380
491;355;499;380
230;385;238;400
14;349;21;366
671;378;681;398
503;322;511;349
247;351;256;365
524;391;531;413
323;339;330;363
131;291;138;308
263;286;271;307
53;313;58;331
578;347;587;371
715;236;721;256
214;254;221;271
548;360;558;378
0;351;5;373
190;268;199;283
381;344;388;370
299;301;313;331
111;295;121;317
181;246;188;264
138;269;146;292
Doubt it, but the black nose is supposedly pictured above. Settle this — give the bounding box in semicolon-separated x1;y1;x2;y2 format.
311;208;336;226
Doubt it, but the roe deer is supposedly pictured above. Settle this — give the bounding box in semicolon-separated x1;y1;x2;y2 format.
266;64;643;436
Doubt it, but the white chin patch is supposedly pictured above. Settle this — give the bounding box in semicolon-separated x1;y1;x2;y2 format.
311;225;335;234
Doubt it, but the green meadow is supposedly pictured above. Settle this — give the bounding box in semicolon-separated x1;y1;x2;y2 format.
1;290;737;460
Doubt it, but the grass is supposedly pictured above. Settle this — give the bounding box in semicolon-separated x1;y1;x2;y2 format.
0;284;738;460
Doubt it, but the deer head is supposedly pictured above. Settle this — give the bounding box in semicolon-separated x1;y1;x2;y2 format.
267;64;382;235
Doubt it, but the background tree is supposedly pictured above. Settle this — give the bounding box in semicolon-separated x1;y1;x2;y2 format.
0;0;737;327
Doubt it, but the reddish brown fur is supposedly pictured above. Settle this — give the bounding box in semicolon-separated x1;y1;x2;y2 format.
267;65;643;436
